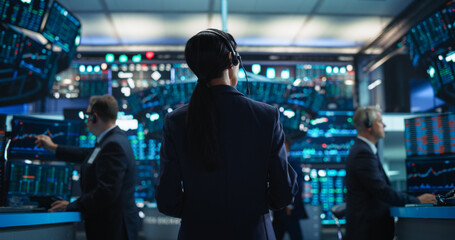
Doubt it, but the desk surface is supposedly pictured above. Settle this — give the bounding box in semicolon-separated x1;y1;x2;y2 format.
0;212;82;228
390;206;455;219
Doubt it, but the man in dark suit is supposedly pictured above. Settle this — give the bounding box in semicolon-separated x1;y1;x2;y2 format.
273;137;308;240
156;29;298;240
345;107;436;240
35;95;139;240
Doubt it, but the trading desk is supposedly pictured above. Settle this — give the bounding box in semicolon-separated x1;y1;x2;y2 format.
390;206;455;239
0;212;81;240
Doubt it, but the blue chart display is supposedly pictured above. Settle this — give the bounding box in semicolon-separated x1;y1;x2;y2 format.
290;111;356;163
9;116;80;160
303;164;346;225
135;160;159;201
0;28;23;65
405;113;455;156
42;1;81;52
406;157;455;195
7;161;72;200
0;0;49;32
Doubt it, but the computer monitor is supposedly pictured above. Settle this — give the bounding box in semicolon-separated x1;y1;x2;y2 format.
19;36;54;79
135;160;159;202
404;113;455;157
6;160;73;205
0;27;23;65
302;163;346;225
0;0;49;32
290;111;357;163
0;114;6;206
42;1;81;52
406;156;455;196
9;116;80;161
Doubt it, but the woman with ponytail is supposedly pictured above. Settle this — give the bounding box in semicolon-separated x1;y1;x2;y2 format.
156;29;298;240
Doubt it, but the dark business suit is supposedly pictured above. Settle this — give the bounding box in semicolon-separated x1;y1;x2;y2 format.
345;138;419;240
273;161;308;240
56;126;139;240
156;85;298;240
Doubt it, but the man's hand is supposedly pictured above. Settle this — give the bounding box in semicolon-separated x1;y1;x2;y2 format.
35;135;58;152
48;200;69;212
417;193;437;204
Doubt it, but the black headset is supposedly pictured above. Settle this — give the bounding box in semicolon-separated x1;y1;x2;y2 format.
200;29;240;65
91;114;97;124
199;29;250;95
364;108;372;128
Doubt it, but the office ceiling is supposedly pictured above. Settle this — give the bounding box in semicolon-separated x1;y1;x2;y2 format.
58;0;415;53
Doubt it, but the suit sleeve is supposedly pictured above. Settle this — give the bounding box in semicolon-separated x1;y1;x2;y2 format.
155;114;184;218
267;108;299;210
353;150;419;206
56;146;91;164
66;141;129;212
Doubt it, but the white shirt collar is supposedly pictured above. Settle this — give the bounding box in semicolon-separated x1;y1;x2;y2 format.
357;136;377;155
97;125;117;144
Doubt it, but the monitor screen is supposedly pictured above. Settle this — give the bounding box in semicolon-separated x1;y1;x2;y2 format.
404;113;455;157
0;114;6;161
0;27;23;65
135;160;159;202
42;1;81;52
302;163;346;225
406;157;455;195
19;36;54;79
0;114;6;206
7;161;72;202
0;0;49;32
290;111;357;163
9;116;80;161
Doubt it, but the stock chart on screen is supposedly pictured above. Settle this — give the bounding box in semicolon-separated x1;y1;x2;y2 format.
406;157;455;195
9;116;80;160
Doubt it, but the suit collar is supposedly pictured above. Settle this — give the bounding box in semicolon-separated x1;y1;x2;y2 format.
357;136;377;155
97;125;118;144
210;84;245;96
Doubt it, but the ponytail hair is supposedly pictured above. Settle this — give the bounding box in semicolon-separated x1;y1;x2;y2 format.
185;29;237;171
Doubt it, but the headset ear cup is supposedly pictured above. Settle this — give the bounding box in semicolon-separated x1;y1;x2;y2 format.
230;52;239;66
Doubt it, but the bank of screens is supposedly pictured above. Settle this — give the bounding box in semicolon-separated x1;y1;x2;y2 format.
302;163;346;225
9;116;80;160
406;157;455;196
42;1;81;52
7;161;72;201
0;0;49;32
404;113;455;157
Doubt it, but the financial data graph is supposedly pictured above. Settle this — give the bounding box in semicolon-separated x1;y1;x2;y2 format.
9;116;80;160
302;164;346;225
406;157;455;195
7;161;72;200
405;113;455;156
